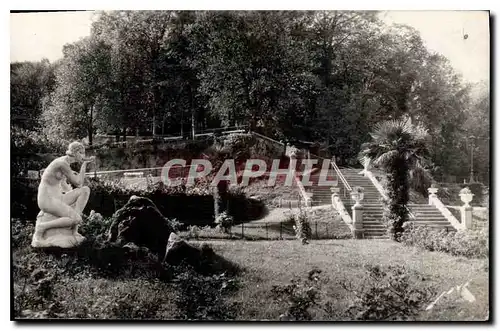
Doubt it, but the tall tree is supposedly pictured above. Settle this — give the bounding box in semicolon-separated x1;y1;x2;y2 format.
41;37;112;144
190;11;316;137
11;59;57;129
359;118;431;240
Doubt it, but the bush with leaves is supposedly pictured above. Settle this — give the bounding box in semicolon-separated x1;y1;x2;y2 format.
79;210;112;239
399;223;489;259
359;118;431;240
214;211;234;234
291;209;312;244
342;265;436;321
187;225;201;239
173;264;239;320
271;268;325;321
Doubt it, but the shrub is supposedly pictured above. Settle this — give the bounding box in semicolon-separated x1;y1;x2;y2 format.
187;225;201;239
399;223;489;259
11;127;66;177
214;212;234;234
14;266;61;318
271;268;324;321
291;210;312;244
342;265;436;321
79;211;112;239
173;264;239;320
12;219;35;250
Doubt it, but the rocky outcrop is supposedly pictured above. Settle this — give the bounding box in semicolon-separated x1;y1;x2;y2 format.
107;195;176;255
163;233;239;275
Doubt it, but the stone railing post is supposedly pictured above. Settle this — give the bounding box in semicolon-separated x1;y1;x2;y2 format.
352;204;364;239
350;188;364;239
428;186;439;205
460;205;473;230
459;187;474;229
330;187;340;205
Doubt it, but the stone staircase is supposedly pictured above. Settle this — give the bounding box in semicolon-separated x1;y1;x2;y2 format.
407;204;456;232
308;168;337;206
248;131;458;238
339;168;388;239
336;168;456;238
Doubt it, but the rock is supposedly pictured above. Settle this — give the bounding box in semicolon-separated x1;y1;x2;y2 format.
107;196;176;256
163;233;203;267
163;233;239;275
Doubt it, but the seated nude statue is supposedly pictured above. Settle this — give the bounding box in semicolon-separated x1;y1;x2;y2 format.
31;141;95;248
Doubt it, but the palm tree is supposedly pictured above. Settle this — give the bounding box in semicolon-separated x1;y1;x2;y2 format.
359;118;431;240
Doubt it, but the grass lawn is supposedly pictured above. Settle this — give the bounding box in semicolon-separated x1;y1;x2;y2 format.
181;206;352;240
13;227;488;321
197;239;489;321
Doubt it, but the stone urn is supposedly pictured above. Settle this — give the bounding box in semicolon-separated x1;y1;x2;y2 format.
350;186;364;206
459;187;474;208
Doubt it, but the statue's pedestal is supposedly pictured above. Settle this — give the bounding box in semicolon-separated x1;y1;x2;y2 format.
31;212;85;248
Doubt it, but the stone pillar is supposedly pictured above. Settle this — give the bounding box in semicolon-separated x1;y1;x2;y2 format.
461;206;473;229
350;189;364;239
459;187;474;230
428;187;439;205
330;187;340;205
352;204;364;239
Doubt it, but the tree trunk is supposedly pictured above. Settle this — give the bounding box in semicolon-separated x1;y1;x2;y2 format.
191;111;195;140
152;113;156;136
190;86;196;140
180;109;184;138
88;104;93;146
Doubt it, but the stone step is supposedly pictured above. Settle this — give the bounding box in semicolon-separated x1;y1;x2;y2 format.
411;219;452;223
412;221;451;225
411;212;445;216
364;232;388;236
408;205;442;209
409;208;441;214
412;222;451;226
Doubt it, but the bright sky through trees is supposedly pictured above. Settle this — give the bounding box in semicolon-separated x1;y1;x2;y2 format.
10;10;489;84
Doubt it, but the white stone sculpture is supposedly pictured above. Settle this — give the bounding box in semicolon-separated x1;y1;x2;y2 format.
31;141;95;248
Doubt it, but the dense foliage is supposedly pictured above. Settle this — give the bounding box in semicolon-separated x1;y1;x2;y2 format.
11;11;489;184
399;223;489;259
359;118;431;239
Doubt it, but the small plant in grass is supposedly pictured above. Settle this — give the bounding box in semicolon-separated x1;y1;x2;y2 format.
215;211;234;234
187;225;201;239
292;210;312;244
341;264;435;321
173;264;239;320
271;268;324;321
79;210;112;238
169;218;184;232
